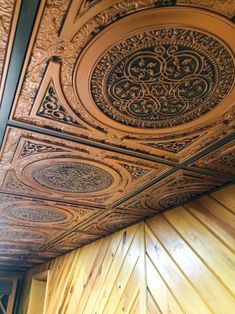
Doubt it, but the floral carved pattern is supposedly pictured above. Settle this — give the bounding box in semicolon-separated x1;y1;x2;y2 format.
91;28;234;128
5;176;31;192
0;0;15;84
157;190;205;208
20;140;65;158
32;162;113;193
122;164;149;180
193;141;235;175
147;135;200;153
10;207;66;223
0;230;44;240
37;83;85;128
1;1;235;271
217;151;235;167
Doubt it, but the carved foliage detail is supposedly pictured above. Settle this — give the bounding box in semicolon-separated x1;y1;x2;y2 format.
20;140;65;158
5;175;31;192
37;82;85;128
147;135;200;153
157;190;204;208
10;207;66;223
121;171;226;212
122;164;149;180
0;230;44;240
216;151;235;168
33;162;113;193
0;0;15;83
91;28;234;128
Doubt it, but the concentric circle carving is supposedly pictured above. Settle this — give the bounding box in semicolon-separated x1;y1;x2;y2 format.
0;230;44;240
75;8;235;134
90;28;234;129
32;162;113;193
157;191;203;209
10;207;66;222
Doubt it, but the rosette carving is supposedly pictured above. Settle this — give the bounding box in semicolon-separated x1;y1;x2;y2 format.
32;162;113;193
91;28;234;128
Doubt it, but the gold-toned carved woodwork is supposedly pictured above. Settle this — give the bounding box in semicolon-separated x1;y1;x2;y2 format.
43;230;104;253
0;127;170;206
0;0;22;103
89;30;234;129
178;0;235;18
0;193;99;230
75;8;235;134
0;225;49;243
19;139;67;159
59;0;173;42
145;134;202;154
121;163;150;181
60;230;103;246
192;140;235;176
12;3;235;163
80;209;146;235
3;172;34;193
70;206;163;251
117;170;227;213
1;0;235;271
31;61;88;131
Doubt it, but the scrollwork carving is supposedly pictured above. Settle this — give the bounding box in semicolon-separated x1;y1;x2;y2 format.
10;207;66;223
193;140;235;175
122;164;149;180
218;151;235;167
91;28;234;128
20;140;65;158
5;175;31;192
178;0;235;18
147;135;200;153
157;190;204;208
32;162;113;193
37;83;85;128
0;0;15;85
0;230;44;240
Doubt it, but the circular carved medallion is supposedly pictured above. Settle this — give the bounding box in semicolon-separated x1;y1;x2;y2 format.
10;207;66;222
0;230;44;240
90;28;234;129
157;191;202;209
32;162;113;193
75;8;235;134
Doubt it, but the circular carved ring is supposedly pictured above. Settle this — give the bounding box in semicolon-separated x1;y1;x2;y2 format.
75;7;235;134
22;158;121;196
2;204;69;223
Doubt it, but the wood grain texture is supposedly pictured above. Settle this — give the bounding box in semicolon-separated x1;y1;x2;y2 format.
18;184;235;313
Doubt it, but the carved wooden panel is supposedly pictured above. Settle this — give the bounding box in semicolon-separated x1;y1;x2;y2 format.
0;194;98;229
116;170;227;213
0;127;170;206
11;2;235;163
0;0;234;271
192;140;235;176
0;0;21;103
178;0;235;18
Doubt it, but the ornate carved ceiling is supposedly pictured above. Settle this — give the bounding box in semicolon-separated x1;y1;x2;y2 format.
0;0;234;272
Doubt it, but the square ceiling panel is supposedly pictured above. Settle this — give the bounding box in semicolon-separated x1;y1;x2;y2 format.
0;127;170;206
0;0;234;271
